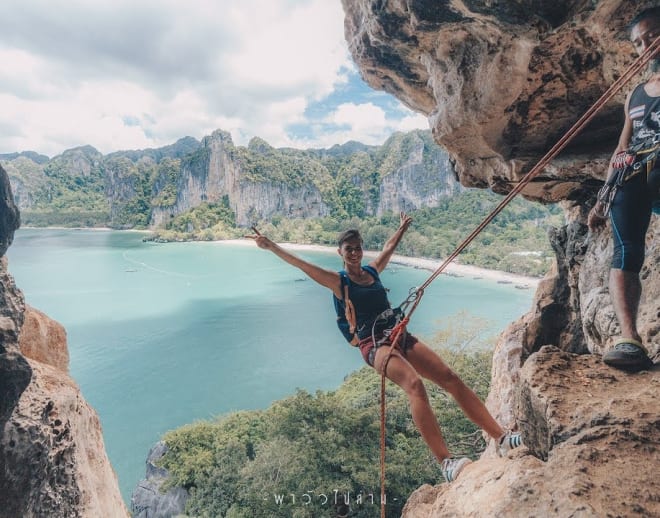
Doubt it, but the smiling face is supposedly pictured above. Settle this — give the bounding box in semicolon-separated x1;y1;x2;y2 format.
338;237;363;267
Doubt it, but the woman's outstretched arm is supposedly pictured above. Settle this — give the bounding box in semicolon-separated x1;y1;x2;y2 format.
247;228;342;298
369;212;413;273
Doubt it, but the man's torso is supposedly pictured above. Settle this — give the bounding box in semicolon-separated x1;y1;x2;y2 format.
629;81;660;147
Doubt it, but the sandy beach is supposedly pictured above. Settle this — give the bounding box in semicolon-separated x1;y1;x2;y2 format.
20;228;540;287
218;238;541;288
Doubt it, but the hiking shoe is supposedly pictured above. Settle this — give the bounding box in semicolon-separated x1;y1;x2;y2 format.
498;431;523;457
602;339;652;372
440;457;472;483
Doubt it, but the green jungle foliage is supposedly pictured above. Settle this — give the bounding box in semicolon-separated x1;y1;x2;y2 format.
20;210;111;228
160;316;494;518
151;158;183;208
29;160;109;226
156;198;239;241
166;189;561;278
5;129;562;276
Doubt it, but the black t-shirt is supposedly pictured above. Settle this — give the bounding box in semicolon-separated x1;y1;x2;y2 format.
628;82;660;148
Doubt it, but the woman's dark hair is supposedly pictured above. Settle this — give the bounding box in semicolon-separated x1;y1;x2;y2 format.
337;229;362;248
630;7;660;31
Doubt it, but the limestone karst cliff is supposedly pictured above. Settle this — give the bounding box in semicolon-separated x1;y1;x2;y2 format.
0;165;128;517
341;0;659;516
3;129;458;229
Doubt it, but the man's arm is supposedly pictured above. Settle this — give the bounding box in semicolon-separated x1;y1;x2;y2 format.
369;212;413;273
605;91;635;182
248;228;342;298
588;92;634;231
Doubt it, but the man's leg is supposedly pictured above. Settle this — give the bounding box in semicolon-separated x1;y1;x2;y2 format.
604;175;653;370
603;268;651;370
608;268;642;343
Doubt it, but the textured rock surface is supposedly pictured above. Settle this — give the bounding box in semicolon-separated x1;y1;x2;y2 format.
0;166;127;517
19;305;69;373
403;347;660;518
149;130;331;227
0;359;128;518
130;441;189;518
6;128;459;230
342;1;660;516
0;165;20;257
149;130;458;227
0;257;31;426
342;0;645;201
0;163;30;440
378;132;459;215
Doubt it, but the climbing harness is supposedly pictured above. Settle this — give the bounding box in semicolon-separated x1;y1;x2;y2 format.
597;136;660;217
376;35;660;518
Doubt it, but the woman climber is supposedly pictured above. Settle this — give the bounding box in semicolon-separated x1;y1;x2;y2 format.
248;212;522;482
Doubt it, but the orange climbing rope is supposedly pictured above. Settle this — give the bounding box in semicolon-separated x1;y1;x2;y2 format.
378;35;660;518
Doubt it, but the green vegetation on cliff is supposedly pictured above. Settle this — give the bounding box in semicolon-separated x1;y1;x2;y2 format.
160;320;493;517
18;147;110;227
4;129;562;276
162;189;559;278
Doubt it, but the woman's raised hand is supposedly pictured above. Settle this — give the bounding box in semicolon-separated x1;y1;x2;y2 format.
399;211;413;232
246;226;275;250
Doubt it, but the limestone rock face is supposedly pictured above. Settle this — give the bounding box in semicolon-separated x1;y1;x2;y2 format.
342;1;660;515
0;165;20;257
403;347;660;518
0;257;31;426
342;0;645;201
130;442;189;518
378;133;459;215
0;359;128;518
19;305;69;373
0;165;128;517
150;130;331;227
0;164;30;432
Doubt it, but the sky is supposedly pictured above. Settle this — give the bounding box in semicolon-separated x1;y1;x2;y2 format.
0;0;429;158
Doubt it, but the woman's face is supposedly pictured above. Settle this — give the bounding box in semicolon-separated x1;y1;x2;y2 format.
338;237;363;266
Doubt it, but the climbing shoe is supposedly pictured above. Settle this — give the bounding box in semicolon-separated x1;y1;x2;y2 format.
498;431;523;457
440;457;472;483
602;339;653;372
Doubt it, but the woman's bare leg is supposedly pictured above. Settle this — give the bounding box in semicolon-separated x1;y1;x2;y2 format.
374;346;450;462
406;341;504;440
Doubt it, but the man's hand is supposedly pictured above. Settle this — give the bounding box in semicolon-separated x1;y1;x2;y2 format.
587;203;607;232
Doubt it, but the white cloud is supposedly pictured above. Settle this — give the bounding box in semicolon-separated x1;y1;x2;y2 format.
0;0;428;157
397;112;431;132
290;102;428;148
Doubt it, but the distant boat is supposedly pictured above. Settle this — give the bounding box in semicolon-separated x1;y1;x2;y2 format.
497;280;512;284
515;284;530;290
125;269;138;273
294;278;307;282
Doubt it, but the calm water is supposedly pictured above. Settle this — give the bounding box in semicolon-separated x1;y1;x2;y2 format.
6;229;533;503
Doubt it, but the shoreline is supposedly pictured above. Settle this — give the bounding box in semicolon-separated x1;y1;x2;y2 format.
19;226;151;233
17;228;540;287
217;238;541;288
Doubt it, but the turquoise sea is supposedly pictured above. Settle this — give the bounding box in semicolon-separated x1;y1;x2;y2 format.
6;229;533;503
